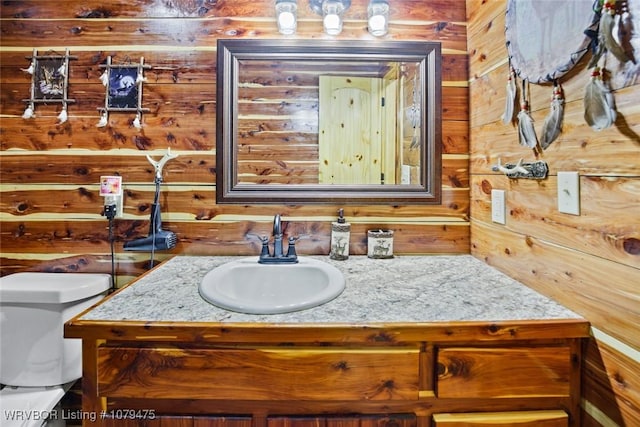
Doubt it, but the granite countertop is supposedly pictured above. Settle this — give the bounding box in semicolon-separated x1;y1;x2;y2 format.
80;255;582;324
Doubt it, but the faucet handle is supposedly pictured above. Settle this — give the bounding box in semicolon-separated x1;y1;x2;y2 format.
286;236;298;258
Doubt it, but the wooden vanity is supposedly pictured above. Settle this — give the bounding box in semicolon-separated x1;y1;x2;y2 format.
65;256;590;427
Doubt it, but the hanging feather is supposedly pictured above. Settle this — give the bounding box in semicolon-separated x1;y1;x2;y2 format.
599;0;629;63
99;70;109;86
584;67;617;130
501;66;517;125
22;61;35;75
133;113;142;129
540;81;564;149
57;105;68;124
22;104;35;119
516;80;538;149
600;0;630;63
96;111;108;127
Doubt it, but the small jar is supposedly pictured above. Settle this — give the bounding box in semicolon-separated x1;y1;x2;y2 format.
367;230;394;259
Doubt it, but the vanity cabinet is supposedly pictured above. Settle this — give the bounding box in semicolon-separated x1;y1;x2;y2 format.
66;322;587;427
64;256;589;427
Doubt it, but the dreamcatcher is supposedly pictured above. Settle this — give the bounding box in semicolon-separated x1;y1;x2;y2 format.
503;0;631;151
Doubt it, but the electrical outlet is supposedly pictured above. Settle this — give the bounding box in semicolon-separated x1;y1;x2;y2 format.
557;171;580;215
491;189;506;225
100;176;124;219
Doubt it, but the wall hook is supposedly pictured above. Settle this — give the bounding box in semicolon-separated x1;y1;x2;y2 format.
492;158;548;179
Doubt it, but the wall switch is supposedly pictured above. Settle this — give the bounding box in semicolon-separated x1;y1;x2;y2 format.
557;171;580;215
491;189;506;225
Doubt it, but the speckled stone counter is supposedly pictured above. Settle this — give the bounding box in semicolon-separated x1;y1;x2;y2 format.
81;255;582;323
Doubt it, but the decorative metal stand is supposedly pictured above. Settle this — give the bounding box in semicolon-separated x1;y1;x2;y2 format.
492;158;549;179
22;48;76;122
97;56;151;129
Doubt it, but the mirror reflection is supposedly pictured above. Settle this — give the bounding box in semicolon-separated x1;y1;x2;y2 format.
216;39;442;204
237;58;422;185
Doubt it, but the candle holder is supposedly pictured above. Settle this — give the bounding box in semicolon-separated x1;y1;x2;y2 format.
367;229;394;259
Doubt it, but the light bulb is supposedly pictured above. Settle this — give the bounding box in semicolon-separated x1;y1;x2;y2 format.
367;1;389;36
322;1;345;35
276;1;297;35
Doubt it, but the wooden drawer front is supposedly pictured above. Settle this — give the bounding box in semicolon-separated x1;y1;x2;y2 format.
436;346;570;398
433;410;568;427
97;346;419;401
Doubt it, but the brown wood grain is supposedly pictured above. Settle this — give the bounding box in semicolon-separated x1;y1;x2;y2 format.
471;221;640;352
582;338;640;427
436;346;571;398
97;346;420;400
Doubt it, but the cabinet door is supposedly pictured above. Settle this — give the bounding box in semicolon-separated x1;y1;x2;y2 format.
433;410;567;427
101;416;252;427
436;346;571;398
98;346;419;401
268;414;417;427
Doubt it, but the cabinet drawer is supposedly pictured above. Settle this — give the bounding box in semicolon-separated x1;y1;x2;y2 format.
97;346;419;401
433;410;568;427
436;346;570;398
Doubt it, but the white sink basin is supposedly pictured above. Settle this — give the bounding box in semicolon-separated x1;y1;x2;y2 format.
199;257;345;314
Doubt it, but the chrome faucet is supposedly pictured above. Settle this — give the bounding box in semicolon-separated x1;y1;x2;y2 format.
258;214;299;264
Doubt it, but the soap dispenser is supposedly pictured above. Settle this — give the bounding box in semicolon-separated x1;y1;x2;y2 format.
330;208;350;260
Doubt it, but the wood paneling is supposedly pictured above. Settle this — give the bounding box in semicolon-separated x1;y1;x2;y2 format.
0;0;470;279
466;0;640;426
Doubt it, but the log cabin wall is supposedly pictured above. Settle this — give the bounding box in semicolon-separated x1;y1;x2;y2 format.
466;1;639;426
0;0;469;283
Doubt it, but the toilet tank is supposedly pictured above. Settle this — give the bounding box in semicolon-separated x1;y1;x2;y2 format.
0;272;110;387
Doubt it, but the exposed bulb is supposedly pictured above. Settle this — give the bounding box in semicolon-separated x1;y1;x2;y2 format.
276;1;297;35
322;1;345;35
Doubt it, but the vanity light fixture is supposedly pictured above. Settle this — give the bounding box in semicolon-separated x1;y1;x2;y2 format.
275;0;297;35
309;0;351;35
367;0;389;37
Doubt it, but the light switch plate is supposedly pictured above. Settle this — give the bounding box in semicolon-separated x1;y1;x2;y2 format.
558;171;580;215
491;189;506;225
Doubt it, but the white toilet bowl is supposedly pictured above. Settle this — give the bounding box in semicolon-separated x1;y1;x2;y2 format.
0;272;111;427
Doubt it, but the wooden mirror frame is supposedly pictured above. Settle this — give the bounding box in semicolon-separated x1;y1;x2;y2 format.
216;39;442;204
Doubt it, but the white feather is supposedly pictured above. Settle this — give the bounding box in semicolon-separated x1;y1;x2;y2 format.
501;69;517;125
133;113;142;129
600;4;630;63
57;108;68;124
96;111;108;127
584;68;617;130
540;84;564;149
22;104;35;119
517;102;538;148
99;70;109;86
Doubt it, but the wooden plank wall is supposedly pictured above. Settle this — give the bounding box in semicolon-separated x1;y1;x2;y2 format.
0;0;470;281
466;1;639;426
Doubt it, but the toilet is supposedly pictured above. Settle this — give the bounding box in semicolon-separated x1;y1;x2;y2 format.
0;272;110;427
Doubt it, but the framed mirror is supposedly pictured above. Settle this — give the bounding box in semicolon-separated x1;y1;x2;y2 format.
216;39;442;204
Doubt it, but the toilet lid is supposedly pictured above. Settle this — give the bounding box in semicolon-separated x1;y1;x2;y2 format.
0;273;110;304
0;385;66;426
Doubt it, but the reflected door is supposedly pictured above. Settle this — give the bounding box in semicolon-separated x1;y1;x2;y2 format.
319;76;395;184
